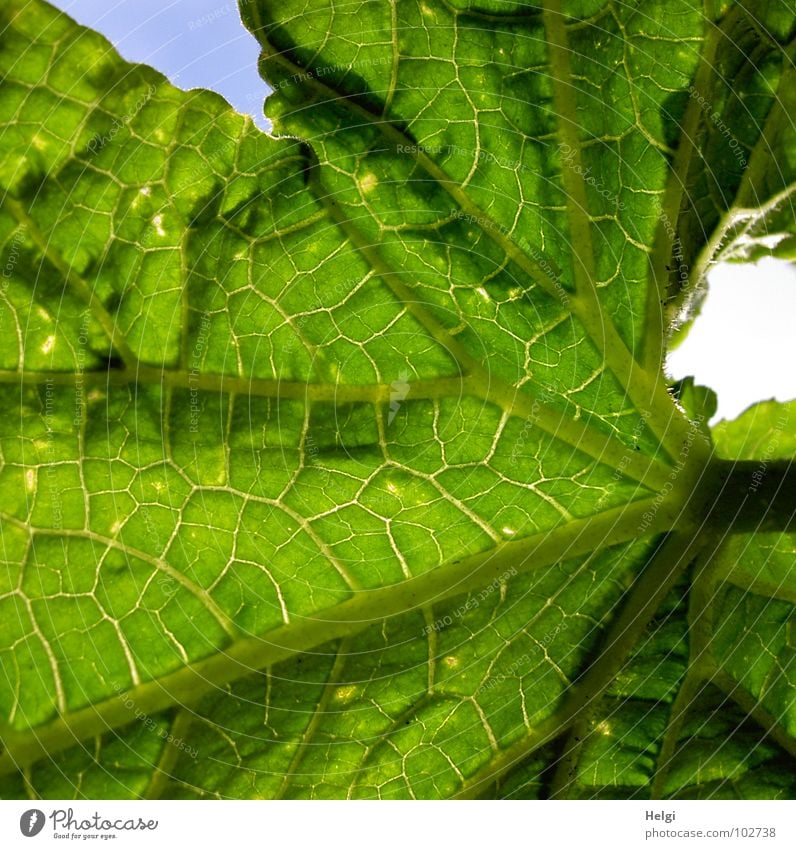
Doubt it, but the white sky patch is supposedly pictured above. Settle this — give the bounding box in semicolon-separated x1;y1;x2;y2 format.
667;258;796;423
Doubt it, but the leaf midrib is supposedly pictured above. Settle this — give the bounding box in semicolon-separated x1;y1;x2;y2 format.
0;491;679;776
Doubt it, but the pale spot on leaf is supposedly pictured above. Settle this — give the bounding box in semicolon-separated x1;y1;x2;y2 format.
358;173;378;194
334;685;358;704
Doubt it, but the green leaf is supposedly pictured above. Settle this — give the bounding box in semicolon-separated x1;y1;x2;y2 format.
657;1;796;328
543;399;796;800
0;0;793;799
712;398;796;459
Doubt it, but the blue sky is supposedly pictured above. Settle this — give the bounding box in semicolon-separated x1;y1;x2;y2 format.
50;1;796;422
52;0;269;128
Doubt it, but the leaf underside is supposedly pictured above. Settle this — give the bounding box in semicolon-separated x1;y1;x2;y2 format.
0;0;793;799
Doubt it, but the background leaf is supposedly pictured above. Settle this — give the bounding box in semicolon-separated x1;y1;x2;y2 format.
0;0;793;799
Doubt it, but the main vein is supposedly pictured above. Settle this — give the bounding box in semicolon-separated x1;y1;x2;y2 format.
0;492;678;776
